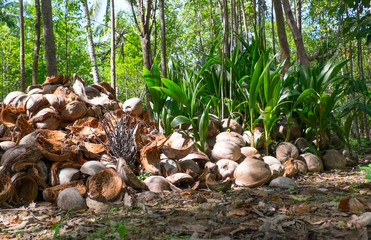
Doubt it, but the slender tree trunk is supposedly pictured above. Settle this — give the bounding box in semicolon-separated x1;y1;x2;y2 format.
65;0;68;76
110;0;116;96
273;0;290;71
41;0;58;76
159;0;167;78
252;0;256;28
209;0;214;46
295;0;301;34
240;0;249;44
82;0;100;83
32;0;41;85
222;0;229;58
19;0;25;92
271;0;276;65
281;0;309;67
230;0;234;100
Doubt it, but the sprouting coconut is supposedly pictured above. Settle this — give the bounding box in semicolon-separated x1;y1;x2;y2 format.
220;118;242;134
234;157;271;187
321;149;346;170
211;140;241;162
216;159;238;179
299;153;322;173
216;132;246;147
275;142;299;163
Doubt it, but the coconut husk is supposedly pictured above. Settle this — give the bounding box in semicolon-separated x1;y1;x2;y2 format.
283;158;299;178
140;136;169;174
30;107;60;130
3;91;25;105
276;142;299;163
276;118;301;141
330;134;345;150
53;86;79;103
0;174;12;203
180;152;209;169
234;157;271;187
341;148;359;167
166;173;195;188
116;157;146;189
162;132;196;159
179;159;201;179
9;94;27;108
159;157;181;177
299;153;322;172
294;137;310;153
85;86;101;99
86;168;124;202
44;94;64;110
38;129;67;142
13;114;35;144
43;180;86;202
42;74;66;86
216;132;246;147
0;105;25;128
216;159;238;179
0;145;42;176
241;147;261;159
242;127;265;149
322;149;346;170
123;98;143;115
51;162;82;186
43;84;61;94
36;136;75;162
220;118;242;134
9;172;38;206
24;94;48;112
212;140;241;162
61;101;87;122
144;176;171;193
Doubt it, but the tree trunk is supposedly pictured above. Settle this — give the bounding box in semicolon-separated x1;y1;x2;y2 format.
295;0;301;34
19;0;25;92
240;0;249;44
159;0;167;78
110;0;116;96
209;0;214;46
273;0;290;71
41;0;58;77
271;0;276;65
32;0;41;85
281;0;309;67
65;0;68;76
222;0;229;58
82;0;100;84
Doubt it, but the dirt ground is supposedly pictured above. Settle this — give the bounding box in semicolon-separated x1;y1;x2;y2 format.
1;156;371;240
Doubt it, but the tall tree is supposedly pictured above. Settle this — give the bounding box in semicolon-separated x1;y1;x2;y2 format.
295;0;302;34
19;0;25;92
41;0;58;76
32;0;41;85
240;0;249;44
82;0;100;83
159;0;167;78
273;0;290;71
110;0;116;95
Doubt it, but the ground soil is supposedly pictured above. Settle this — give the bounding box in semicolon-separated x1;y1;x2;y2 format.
1;156;371;240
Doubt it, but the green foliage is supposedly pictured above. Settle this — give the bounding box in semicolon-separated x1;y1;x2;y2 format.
359;164;371;180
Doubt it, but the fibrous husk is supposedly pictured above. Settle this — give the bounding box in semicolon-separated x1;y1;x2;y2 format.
180;152;209;169
216;132;246;147
123;97;143;115
38;129;67;142
61;101;87;122
276;118;301;141
140;137;168;174
44;94;64;109
144;176;171;193
242;127;265;149
57;187;87;211
85;86;101;99
18;131;41;146
299;153;322;172
207;114;221;137
43;84;61;94
241;147;261;159
312;133;330;151
158;157;180;177
275;142;299;163
330;134;345;149
283;159;307;177
3;91;25;105
216;159;238;179
234;157;271;187
0;105;25;128
116;157;146;189
162;132;195;160
263;156;281;166
294;137;310;153
212;140;241;162
9;172;38;206
42;74;67;86
24;94;48;112
0;174;12;204
0;141;16;152
269;163;285;179
27;88;43;95
322;149;346;170
178;158;201;178
30;107;60;130
43;180;86;202
86;168;123;202
341;148;359;167
13;114;35;144
0;145;42;176
166;173;195;188
220;118;242;134
9;94;27;108
53;85;79;103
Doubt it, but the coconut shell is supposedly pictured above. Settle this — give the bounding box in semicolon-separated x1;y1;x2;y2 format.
330;134;344;149
276;142;299;163
180;152;209;169
144;176;170;193
216;159;238;179
44;94;64;109
294;137;310;153
9;94;27;107
341;148;359;167
85;86;101;99
140;137;168;174
234;158;271;187
220;118;242;134
241;147;261;159
283;158;299;178
212;140;241;162
312;133;330;151
162;132;195;159
57;187;87;210
269;163;285;179
216;132;246;147
24;94;48;112
87;168;123;202
159;158;180;177
322;149;346;170
61;101;87;121
276;118;301;141
0;174;12;203
43;180;86;202
178;158;201;178
80;161;105;176
166;173;195;187
3;91;25;105
9;172;38;206
59;168;80;184
123;97;143;115
299;153;322;172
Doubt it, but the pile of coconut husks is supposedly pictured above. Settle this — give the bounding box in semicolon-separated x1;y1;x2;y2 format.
0;74;360;211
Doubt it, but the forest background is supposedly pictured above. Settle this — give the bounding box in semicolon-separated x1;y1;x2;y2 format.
0;0;370;151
